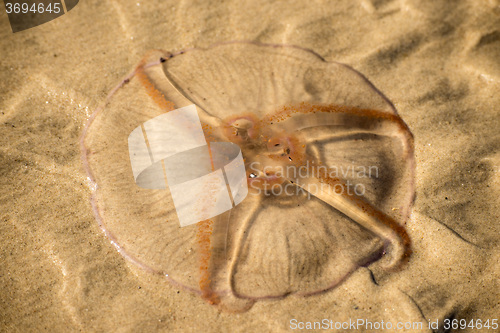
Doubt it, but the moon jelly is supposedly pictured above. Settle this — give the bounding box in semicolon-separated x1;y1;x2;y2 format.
80;41;415;312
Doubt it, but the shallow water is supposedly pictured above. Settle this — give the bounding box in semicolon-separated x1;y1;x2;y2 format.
1;0;499;331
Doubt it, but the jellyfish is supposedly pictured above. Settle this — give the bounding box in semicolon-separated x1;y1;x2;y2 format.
80;41;415;312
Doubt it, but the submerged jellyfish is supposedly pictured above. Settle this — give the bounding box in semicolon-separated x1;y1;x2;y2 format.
80;42;415;312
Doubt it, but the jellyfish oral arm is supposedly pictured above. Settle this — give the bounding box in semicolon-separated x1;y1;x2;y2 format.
292;173;411;269
269;104;414;159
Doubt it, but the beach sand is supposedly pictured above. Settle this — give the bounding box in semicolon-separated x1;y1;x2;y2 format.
0;0;499;332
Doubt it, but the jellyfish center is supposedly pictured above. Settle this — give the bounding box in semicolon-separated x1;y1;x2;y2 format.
222;114;308;196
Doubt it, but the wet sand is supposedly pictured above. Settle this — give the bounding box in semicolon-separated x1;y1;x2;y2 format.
0;0;499;332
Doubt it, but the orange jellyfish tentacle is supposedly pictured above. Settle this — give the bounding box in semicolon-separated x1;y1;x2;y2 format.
265;103;413;150
312;165;412;268
196;219;220;305
135;53;221;306
135;53;176;112
195;140;218;304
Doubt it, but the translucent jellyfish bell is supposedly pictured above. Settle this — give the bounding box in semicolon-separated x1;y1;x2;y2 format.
81;42;415;312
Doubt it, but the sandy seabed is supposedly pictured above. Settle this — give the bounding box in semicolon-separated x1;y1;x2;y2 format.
0;0;499;332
